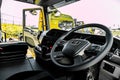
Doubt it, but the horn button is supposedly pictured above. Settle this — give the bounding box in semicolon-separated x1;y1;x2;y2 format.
62;39;90;57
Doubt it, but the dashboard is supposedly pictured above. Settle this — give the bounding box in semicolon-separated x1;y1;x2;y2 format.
34;29;120;80
38;29;120;60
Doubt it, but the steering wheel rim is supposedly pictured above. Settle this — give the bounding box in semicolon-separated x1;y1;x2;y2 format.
50;23;113;71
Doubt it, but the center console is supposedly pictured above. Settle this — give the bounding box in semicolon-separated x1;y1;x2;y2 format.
99;60;120;80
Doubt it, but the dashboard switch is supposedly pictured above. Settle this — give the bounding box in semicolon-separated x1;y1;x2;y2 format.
103;63;115;73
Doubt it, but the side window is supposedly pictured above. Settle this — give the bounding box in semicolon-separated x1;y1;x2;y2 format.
24;8;41;33
23;8;43;47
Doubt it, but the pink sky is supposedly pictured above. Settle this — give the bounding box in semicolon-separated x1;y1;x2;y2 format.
58;0;120;28
1;0;120;28
1;0;39;24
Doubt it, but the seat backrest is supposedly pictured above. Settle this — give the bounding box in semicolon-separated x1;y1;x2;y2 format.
0;41;28;63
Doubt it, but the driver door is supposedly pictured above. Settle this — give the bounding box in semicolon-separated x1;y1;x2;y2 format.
23;8;44;57
23;8;42;47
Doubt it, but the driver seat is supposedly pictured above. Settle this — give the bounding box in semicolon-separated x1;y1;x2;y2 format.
6;71;54;80
0;41;54;80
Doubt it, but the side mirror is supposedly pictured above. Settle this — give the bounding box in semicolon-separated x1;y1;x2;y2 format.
29;10;37;15
54;11;61;16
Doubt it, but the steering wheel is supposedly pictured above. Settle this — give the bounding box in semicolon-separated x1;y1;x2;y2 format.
50;23;113;71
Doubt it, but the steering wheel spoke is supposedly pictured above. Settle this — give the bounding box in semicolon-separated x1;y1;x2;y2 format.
52;51;64;59
85;43;103;56
73;55;83;65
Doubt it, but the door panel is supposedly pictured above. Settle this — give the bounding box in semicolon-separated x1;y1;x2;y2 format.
23;8;42;47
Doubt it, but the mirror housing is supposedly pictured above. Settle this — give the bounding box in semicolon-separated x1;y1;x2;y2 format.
29;10;38;15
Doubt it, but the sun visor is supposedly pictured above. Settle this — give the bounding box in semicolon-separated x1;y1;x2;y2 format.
15;0;80;8
40;0;80;8
53;0;80;8
15;0;35;4
15;0;40;5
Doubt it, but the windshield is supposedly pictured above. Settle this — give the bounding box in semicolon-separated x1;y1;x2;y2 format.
1;0;120;39
57;0;120;37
